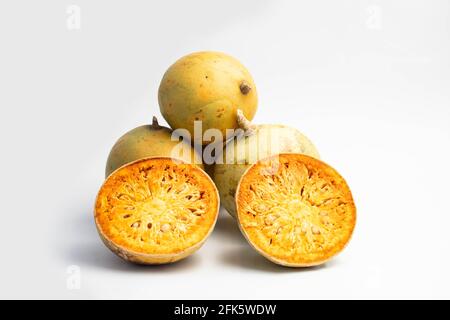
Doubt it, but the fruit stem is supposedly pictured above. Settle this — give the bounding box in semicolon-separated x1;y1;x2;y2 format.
239;81;251;95
236;109;256;136
152;116;160;128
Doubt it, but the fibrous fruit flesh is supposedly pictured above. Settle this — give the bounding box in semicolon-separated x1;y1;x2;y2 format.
158;51;258;143
236;153;356;267
213;110;320;217
95;157;219;264
105;117;203;178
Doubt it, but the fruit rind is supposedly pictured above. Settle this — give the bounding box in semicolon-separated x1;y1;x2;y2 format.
105;118;203;178
158;51;258;143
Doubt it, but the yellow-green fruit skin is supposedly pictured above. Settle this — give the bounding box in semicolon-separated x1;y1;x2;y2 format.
158;52;258;143
105;124;203;178
213;125;320;217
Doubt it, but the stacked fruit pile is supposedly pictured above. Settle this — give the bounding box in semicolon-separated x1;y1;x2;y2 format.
94;52;356;267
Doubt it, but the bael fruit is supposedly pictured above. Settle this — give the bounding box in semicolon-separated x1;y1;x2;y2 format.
95;157;220;264
236;153;356;267
158;51;258;143
105;116;203;177
213;110;320;217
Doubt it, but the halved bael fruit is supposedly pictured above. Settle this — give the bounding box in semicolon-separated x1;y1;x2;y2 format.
95;157;219;264
236;153;356;267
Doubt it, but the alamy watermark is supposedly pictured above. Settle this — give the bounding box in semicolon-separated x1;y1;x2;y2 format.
66;265;81;290
365;5;382;30
167;119;287;175
66;5;81;30
170;121;283;162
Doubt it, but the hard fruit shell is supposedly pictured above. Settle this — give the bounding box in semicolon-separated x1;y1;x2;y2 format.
105;118;203;177
158;51;258;143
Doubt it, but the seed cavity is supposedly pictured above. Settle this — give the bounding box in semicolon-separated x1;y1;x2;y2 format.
264;214;276;226
254;203;268;213
131;221;141;228
245;221;258;228
311;226;321;235
301;225;308;234
160;223;171;233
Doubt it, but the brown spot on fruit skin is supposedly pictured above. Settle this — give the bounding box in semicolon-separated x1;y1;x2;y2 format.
240;81;252;95
216;107;225;118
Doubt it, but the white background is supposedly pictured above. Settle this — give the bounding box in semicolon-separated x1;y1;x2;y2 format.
0;0;449;299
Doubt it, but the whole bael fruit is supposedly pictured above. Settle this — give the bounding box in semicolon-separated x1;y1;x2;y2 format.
105;116;203;177
213;110;320;217
95;157;220;264
158;51;258;144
